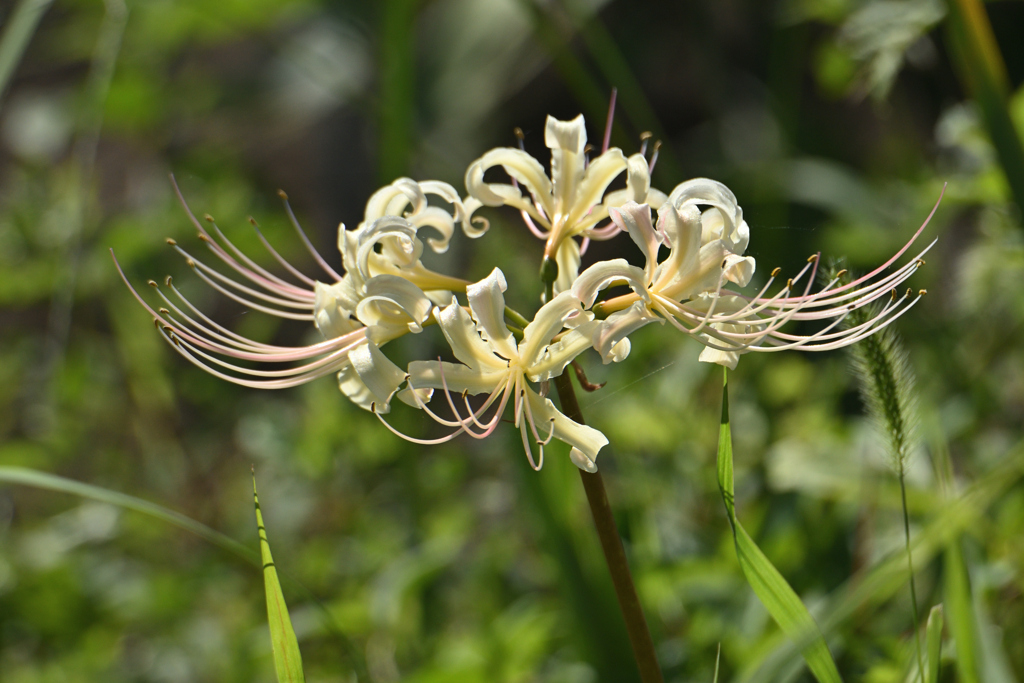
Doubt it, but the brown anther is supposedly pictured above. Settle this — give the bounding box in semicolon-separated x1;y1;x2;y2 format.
905;287;912;298
158;307;170;315
370;402;376;412
186;259;196;268
277;189;288;200
147;280;158;288
807;254;819;263
847;303;856;310
461;390;468;399
203;214;214;223
165;276;173;286
165;238;177;246
248;216;258;226
771;267;781;278
916;259;925;267
639;131;653;141
835;269;847;278
197;233;209;242
652;140;662;152
918;288;927;296
891;289;897;301
583;143;594;154
721;259;728;269
786;278;793;289
513;127;525;140
152;319;161;329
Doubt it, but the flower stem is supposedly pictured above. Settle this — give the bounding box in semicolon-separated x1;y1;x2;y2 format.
553;372;664;683
900;468;925;682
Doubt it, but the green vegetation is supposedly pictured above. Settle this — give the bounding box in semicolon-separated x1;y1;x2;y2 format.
2;0;1024;681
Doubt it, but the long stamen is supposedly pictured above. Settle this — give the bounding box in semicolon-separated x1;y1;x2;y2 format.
602;88;617;154
278;189;344;282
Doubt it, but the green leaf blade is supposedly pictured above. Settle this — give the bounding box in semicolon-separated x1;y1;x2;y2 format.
926;604;944;683
254;477;305;683
717;371;843;683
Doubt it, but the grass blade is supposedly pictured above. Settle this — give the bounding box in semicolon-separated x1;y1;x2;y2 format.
717;370;843;683
254;475;306;683
0;0;56;107
925;604;944;683
0;465;255;562
944;539;980;683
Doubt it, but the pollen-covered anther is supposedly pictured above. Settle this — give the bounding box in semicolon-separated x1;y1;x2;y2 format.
513;126;524;141
147;280;158;288
905;287;912;298
158;307;170;315
835;269;847;278
583;143;594;155
919;289;927;296
197;233;210;242
164;276;173;286
916;259;925;267
640;131;653;142
248;217;258;226
166;238;177;246
771;267;781;277
891;288;898;301
277;189;288;200
186;259;196;269
203;214;214;223
807;254;819;263
786;278;794;289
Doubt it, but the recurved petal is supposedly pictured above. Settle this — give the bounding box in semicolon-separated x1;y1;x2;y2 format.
566;148;627;227
651;203;701;294
465;148;553;215
553;237;581;297
593;302;659;363
524;387;608;471
527;321;599;383
519;291;584;367
356;216;422;278
544;114;587;154
668;178;746;252
407;359;509;396
572;259;648;309
314;279;361;338
437;297;507;372
722;254;756;287
342;341;408;413
466;268;518;360
611;202;660;284
355;275;433;335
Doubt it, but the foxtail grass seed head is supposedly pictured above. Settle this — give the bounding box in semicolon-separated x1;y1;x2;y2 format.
116;117;942;473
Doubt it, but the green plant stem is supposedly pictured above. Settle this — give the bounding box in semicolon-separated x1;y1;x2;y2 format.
944;0;1024;218
553;372;664;683
899;469;925;682
378;0;417;185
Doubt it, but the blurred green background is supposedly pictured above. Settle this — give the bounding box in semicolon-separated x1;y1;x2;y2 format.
2;0;1024;681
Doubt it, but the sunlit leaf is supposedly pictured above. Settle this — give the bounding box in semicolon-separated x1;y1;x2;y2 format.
717;370;842;683
254;475;305;683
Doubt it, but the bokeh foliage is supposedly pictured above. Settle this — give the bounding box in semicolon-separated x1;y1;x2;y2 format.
2;0;1024;681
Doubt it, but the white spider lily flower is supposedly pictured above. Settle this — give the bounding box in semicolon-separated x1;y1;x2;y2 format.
114;182;374;391
383;268;608;473
575;185;941;369
465;114;666;292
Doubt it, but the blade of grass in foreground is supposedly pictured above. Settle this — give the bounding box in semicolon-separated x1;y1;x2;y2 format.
0;465;255;561
254;475;306;683
925;604;944;683
717;370;842;683
0;0;56;106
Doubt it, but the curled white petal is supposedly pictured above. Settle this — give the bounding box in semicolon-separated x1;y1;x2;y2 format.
525;387;607;469
314;279;360;338
466;268;518;360
436;297;507;372
343;341;409;413
572;259;648;309
593;302;660;363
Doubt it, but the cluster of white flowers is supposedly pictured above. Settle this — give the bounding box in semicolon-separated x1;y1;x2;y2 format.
117;114;938;473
